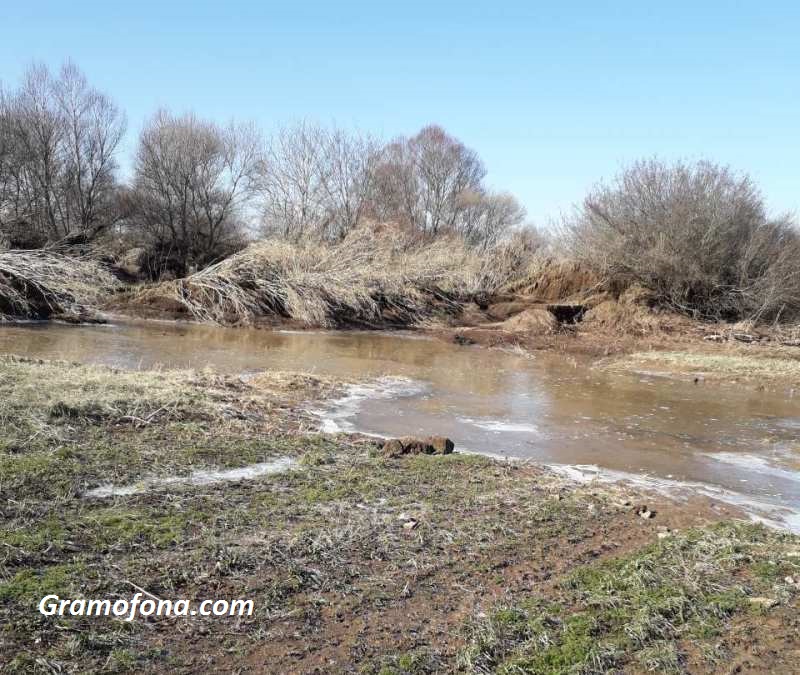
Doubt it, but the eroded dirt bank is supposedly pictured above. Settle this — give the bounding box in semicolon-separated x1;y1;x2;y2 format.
1;356;799;673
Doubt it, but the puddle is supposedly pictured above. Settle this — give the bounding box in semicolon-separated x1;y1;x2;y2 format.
85;457;296;498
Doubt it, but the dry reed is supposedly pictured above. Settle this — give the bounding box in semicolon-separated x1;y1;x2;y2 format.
0;249;120;320
134;225;526;327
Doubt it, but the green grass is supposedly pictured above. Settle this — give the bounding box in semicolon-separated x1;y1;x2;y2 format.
0;562;85;602
460;522;800;674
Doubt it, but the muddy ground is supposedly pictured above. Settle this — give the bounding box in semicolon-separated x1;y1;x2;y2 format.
1;356;799;674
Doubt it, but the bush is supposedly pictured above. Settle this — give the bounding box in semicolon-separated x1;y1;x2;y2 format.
564;159;800;323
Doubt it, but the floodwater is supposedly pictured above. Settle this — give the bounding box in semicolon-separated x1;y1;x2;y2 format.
2;319;799;529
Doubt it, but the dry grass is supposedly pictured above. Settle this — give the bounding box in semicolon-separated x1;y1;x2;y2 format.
500;256;604;303
128;224;526;327
0;355;337;449
0;249;119;321
602;350;800;384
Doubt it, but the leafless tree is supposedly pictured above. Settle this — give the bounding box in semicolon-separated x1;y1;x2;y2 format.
6;64;66;240
258;122;378;241
52;61;126;234
0;62;125;246
126;110;261;276
317;127;379;240
259;121;327;240
370;125;486;238
457;189;526;250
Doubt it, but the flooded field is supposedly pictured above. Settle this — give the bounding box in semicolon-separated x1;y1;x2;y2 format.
3;319;799;529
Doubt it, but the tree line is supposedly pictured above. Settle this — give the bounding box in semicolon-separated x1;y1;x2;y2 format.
0;63;526;277
2;61;798;324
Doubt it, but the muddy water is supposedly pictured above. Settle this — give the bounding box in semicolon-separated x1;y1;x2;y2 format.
3;319;799;529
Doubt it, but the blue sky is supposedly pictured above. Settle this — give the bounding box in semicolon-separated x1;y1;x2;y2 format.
1;1;798;225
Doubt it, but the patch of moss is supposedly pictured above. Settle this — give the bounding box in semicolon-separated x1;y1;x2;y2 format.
86;506;206;549
0;562;83;601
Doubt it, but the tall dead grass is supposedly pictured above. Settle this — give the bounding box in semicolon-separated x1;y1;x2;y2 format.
0;249;119;320
132;225;526;327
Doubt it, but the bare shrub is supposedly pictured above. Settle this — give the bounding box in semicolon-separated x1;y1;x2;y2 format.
564;159;800;322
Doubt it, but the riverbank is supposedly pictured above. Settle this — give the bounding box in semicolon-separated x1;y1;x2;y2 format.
432;308;800;392
2;356;799;673
4;241;800;393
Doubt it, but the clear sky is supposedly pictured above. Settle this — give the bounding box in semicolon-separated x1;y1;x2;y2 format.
1;1;798;225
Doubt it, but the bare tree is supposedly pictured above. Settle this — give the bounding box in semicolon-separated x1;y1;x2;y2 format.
457;189;526;250
53;61;126;234
259;121;327;240
0;62;125;246
316;127;379;240
126;110;261;276
258;122;378;241
8;64;66;240
370;125;486;238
